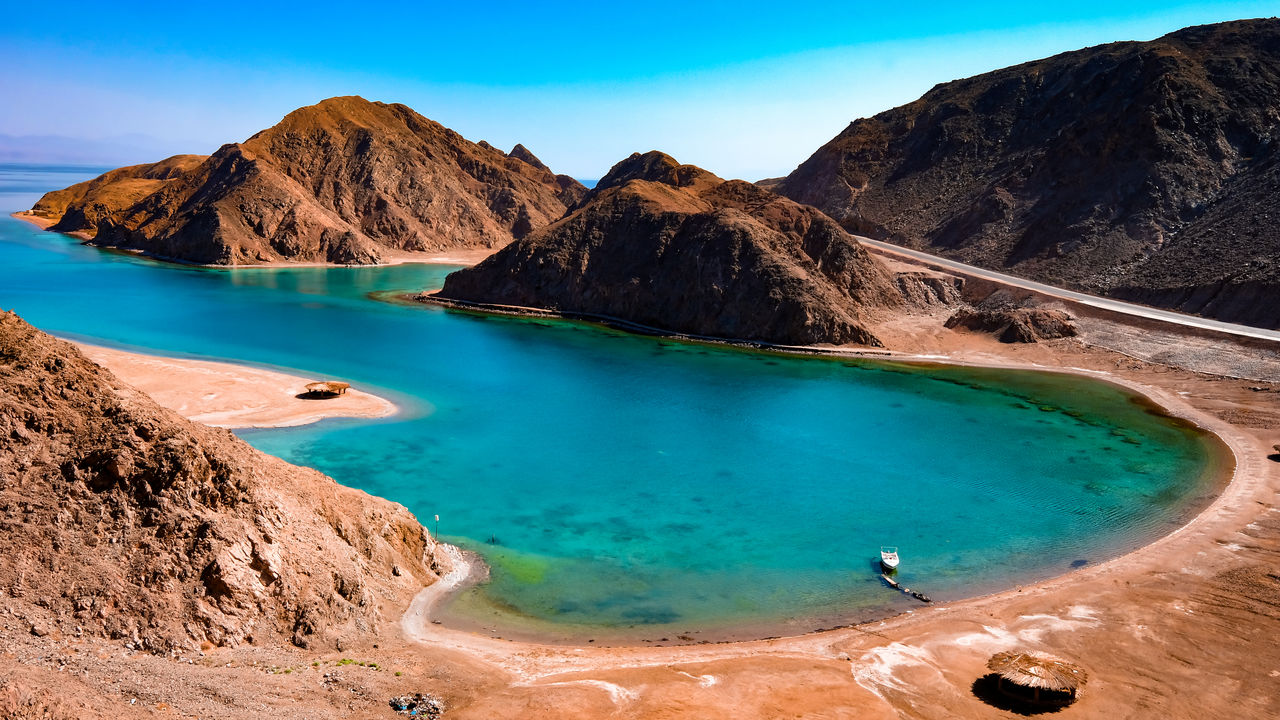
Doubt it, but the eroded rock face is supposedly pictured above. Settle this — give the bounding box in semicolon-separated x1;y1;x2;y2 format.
434;151;905;346
0;311;440;652
778;19;1280;329
31;96;585;265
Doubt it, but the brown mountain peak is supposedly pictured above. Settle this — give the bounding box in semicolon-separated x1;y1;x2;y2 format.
778;17;1280;329
509;143;550;171
435;151;906;346
595;151;723;194
32;99;583;266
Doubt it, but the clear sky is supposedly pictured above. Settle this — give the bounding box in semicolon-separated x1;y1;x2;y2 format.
2;1;1277;179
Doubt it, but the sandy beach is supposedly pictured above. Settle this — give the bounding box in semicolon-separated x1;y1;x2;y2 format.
377;324;1279;719
11;210;92;241
77;343;397;429
20;324;1268;719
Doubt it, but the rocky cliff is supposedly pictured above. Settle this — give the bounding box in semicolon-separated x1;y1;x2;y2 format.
778;19;1280;328
0;311;441;652
434;151;906;346
31;96;585;265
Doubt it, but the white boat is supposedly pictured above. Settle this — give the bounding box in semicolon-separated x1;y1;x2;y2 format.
880;546;900;572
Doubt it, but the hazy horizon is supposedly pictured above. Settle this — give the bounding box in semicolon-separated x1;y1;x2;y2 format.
3;1;1276;180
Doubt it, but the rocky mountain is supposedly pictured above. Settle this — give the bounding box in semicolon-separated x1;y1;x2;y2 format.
434;151;910;346
778;19;1280;329
0;311;442;652
30;96;586;265
29;155;207;236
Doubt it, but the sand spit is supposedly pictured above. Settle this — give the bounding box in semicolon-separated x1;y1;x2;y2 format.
12;210;91;241
77;343;397;429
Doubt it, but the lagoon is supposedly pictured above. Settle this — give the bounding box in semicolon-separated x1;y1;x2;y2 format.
0;165;1219;642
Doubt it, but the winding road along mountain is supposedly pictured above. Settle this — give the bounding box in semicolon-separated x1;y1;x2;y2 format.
858;235;1280;343
779;19;1280;330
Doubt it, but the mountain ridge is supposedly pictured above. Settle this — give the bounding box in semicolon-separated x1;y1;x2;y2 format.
433;151;917;346
778;18;1280;328
30;96;586;265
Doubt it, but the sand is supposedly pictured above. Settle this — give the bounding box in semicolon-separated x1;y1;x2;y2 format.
77;343;397;429
11;210;93;240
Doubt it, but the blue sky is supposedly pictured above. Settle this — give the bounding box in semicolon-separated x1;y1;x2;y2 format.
2;1;1277;178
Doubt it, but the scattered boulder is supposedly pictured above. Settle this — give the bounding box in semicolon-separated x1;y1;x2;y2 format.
389;693;446;717
946;306;1078;343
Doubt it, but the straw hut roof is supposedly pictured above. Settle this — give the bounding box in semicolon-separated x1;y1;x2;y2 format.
304;381;350;395
987;651;1087;694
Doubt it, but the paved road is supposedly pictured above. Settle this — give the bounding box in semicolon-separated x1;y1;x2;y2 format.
856;236;1280;344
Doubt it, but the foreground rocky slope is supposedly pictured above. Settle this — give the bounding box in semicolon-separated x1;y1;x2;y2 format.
30;96;585;265
435;151;911;346
0;311;441;652
779;19;1280;328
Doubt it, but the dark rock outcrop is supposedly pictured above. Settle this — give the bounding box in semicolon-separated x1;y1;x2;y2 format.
778;19;1280;328
434;151;905;346
509;143;550;172
0;311;441;652
32;96;586;265
945;306;1078;343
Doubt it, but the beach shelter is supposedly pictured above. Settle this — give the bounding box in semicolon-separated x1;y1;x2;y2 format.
304;381;350;397
987;650;1087;705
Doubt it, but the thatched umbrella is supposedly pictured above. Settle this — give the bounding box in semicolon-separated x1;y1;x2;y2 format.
987;651;1087;704
303;381;350;397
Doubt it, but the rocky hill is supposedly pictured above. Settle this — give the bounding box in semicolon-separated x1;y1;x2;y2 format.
434;151;910;346
778;19;1280;329
29;155;207;236
0;311;442;653
31;96;585;265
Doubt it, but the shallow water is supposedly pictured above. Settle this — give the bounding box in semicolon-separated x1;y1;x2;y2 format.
0;165;1221;642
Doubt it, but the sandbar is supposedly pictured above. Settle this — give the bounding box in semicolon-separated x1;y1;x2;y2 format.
78;343;397;429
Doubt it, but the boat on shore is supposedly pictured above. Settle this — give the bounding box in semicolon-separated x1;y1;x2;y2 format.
880;546;899;572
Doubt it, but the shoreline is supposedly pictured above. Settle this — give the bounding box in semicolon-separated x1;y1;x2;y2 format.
10;210;91;240
382;336;1280;718
407;345;1238;649
10;205;1278;711
76;342;399;429
9;211;491;267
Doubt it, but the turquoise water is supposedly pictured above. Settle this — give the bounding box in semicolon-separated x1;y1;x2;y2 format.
0;166;1221;642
